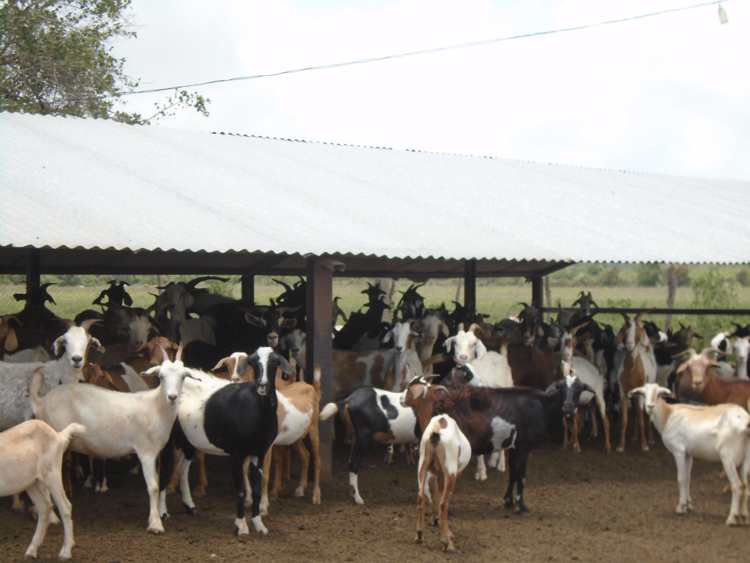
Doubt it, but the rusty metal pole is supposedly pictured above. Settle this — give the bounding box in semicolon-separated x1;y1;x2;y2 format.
305;257;343;480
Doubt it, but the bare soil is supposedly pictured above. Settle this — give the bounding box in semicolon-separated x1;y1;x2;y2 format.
1;441;748;562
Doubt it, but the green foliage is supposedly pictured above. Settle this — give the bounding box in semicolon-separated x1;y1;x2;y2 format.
598;267;620;287
691;270;738;345
636;264;662;287
737;269;750;288
0;0;209;123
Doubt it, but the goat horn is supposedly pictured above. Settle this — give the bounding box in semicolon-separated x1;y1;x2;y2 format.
175;342;184;363
272;278;294;292
468;323;480;334
185;276;229;289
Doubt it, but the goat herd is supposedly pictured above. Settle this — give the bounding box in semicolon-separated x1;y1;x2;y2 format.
2;279;750;558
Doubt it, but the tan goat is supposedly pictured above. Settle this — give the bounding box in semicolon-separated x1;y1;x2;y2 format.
0;420;85;560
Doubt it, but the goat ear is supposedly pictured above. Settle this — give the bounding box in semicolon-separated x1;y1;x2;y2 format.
143;365;160;376
89;337;105;353
382;330;393;344
443;336;455;353
474;338;487;359
440;321;450;338
53;334;65;357
212;357;229;372
675;360;690;375
4;326;19;353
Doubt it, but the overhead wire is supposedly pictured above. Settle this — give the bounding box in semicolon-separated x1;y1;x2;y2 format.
112;0;729;97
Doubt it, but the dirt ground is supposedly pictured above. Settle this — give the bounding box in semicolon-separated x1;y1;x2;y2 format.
1;440;749;563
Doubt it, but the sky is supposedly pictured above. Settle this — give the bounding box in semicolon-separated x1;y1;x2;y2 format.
113;0;750;180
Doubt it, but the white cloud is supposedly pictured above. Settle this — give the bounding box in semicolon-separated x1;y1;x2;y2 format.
113;0;750;179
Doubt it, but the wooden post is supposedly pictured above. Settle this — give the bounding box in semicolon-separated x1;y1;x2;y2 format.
531;276;544;310
464;259;477;320
26;249;40;299
241;274;255;305
305;258;342;480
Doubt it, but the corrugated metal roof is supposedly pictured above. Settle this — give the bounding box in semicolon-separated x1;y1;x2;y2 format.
1;112;749;265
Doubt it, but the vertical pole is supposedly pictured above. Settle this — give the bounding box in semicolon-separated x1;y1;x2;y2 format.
464;259;477;320
241;274;255;305
306;258;336;480
26;249;41;300
531;275;544;311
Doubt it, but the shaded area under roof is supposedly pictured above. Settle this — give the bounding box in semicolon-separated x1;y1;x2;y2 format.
1;112;749;276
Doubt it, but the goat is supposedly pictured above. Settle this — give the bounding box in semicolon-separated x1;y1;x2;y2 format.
616;314;657;452
159;347;290;535
415;414;471;552
403;375;590;513
30;345;192;534
629;383;750;525
555;360;608;452
675;348;750;409
3;346;51;363
0;420;85;560
414;313;450;363
320;385;419;505
444;323;514;479
0;320;102;432
259;367;322;516
0;314;21;355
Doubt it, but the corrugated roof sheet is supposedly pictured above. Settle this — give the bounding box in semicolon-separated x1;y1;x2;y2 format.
1;112;749;265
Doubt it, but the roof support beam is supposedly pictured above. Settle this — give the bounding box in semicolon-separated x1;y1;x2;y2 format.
241;274;255;305
464;259;477;320
305;258;342;480
26;249;40;300
531;276;544;311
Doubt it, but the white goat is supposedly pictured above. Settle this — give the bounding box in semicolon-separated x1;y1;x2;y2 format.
0;420;85;560
561;358;611;452
415;414;472;552
629;383;750;525
444;322;513;478
212;351;250;382
30;346;193;534
0;321;101;431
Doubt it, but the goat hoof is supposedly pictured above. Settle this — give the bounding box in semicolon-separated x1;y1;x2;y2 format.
160;511;171;520
615;446;624;453
251;516;269;535
147;524;165;535
294;486;305;498
353;494;365;506
183;504;196;516
726;515;742;526
442;541;456;552
193;486;207;498
312;490;321;505
515;504;529;514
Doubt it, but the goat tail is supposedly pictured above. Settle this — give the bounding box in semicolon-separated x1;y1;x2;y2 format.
58;423;86;448
313;366;322;396
29;367;45;419
319;402;339;421
429;430;441;447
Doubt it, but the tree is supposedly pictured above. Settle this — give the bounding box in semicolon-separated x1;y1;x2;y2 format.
0;0;208;123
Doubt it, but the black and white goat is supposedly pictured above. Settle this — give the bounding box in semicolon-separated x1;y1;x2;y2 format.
159;347;290;535
320;386;419;505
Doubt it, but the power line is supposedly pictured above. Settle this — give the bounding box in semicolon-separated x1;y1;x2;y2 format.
121;0;727;97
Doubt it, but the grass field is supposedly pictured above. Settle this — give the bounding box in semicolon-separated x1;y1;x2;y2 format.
4;277;750;346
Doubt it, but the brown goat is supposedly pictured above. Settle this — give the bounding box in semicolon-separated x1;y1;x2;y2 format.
676;349;750;410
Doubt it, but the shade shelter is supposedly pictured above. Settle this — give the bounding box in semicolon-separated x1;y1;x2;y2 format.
3;111;750;473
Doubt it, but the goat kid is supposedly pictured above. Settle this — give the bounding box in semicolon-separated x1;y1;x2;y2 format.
415;414;471;552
